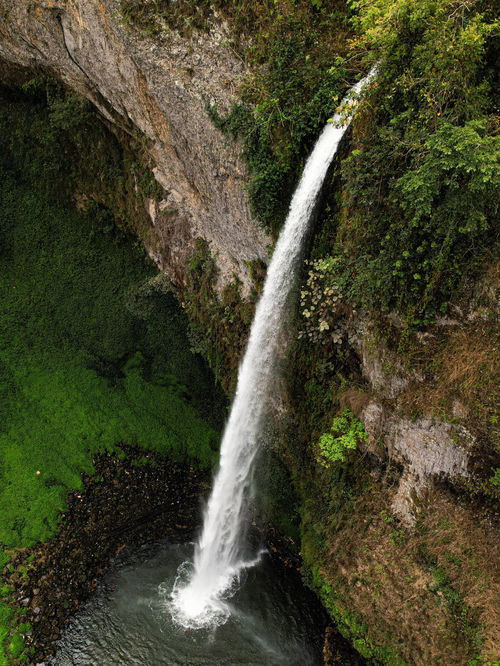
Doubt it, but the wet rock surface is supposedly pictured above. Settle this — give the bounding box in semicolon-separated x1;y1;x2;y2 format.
322;626;364;666
253;527;365;665
6;447;209;664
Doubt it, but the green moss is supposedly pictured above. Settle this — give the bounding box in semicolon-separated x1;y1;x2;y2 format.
7;633;24;660
0;75;120;207
428;566;483;660
307;565;408;665
255;449;301;543
0;175;220;548
0;72;170;263
0;70;223;553
0;75;226;660
0;603;12;665
182;239;254;392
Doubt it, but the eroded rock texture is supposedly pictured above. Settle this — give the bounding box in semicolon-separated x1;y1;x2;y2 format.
351;320;476;525
0;0;268;290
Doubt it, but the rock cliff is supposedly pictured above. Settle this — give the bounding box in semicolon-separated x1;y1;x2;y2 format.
0;0;268;290
1;3;498;664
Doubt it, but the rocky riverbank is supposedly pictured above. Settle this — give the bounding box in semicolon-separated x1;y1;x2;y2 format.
2;445;364;666
2;447;209;664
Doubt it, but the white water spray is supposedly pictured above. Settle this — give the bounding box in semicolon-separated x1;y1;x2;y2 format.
170;69;377;629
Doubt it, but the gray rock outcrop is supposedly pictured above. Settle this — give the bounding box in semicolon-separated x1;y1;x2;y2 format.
0;0;269;290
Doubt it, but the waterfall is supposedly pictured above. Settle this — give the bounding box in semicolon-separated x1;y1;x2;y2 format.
170;68;377;629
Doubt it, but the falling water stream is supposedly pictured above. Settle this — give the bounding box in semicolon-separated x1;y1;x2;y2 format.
171;69;377;629
55;70;375;666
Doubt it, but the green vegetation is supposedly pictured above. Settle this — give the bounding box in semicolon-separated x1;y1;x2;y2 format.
293;446;497;665
123;0;498;320
0;175;219;547
416;548;484;663
318;0;499;325
1;1;498;662
255;448;302;544
298;257;345;345
0;72;164;250
0;602;13;665
7;634;24;661
317;410;367;467
182;239;254;391
0;73;224;662
337;118;499;324
490;469;500;487
308;565;408;665
121;0;355;232
1;74;113;204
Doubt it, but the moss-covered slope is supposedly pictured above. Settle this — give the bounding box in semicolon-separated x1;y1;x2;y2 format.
0;74;224;663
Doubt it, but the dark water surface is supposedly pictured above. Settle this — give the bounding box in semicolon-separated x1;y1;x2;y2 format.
53;540;327;666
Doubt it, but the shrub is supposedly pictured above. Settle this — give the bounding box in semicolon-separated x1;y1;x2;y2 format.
338;119;499;322
311;0;500;325
298;257;345;345
317;409;368;467
490;469;500;488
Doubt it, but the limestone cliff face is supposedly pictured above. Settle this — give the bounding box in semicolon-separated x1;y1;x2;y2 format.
0;0;268;290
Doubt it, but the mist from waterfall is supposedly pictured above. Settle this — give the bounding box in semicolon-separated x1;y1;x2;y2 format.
170;68;377;629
